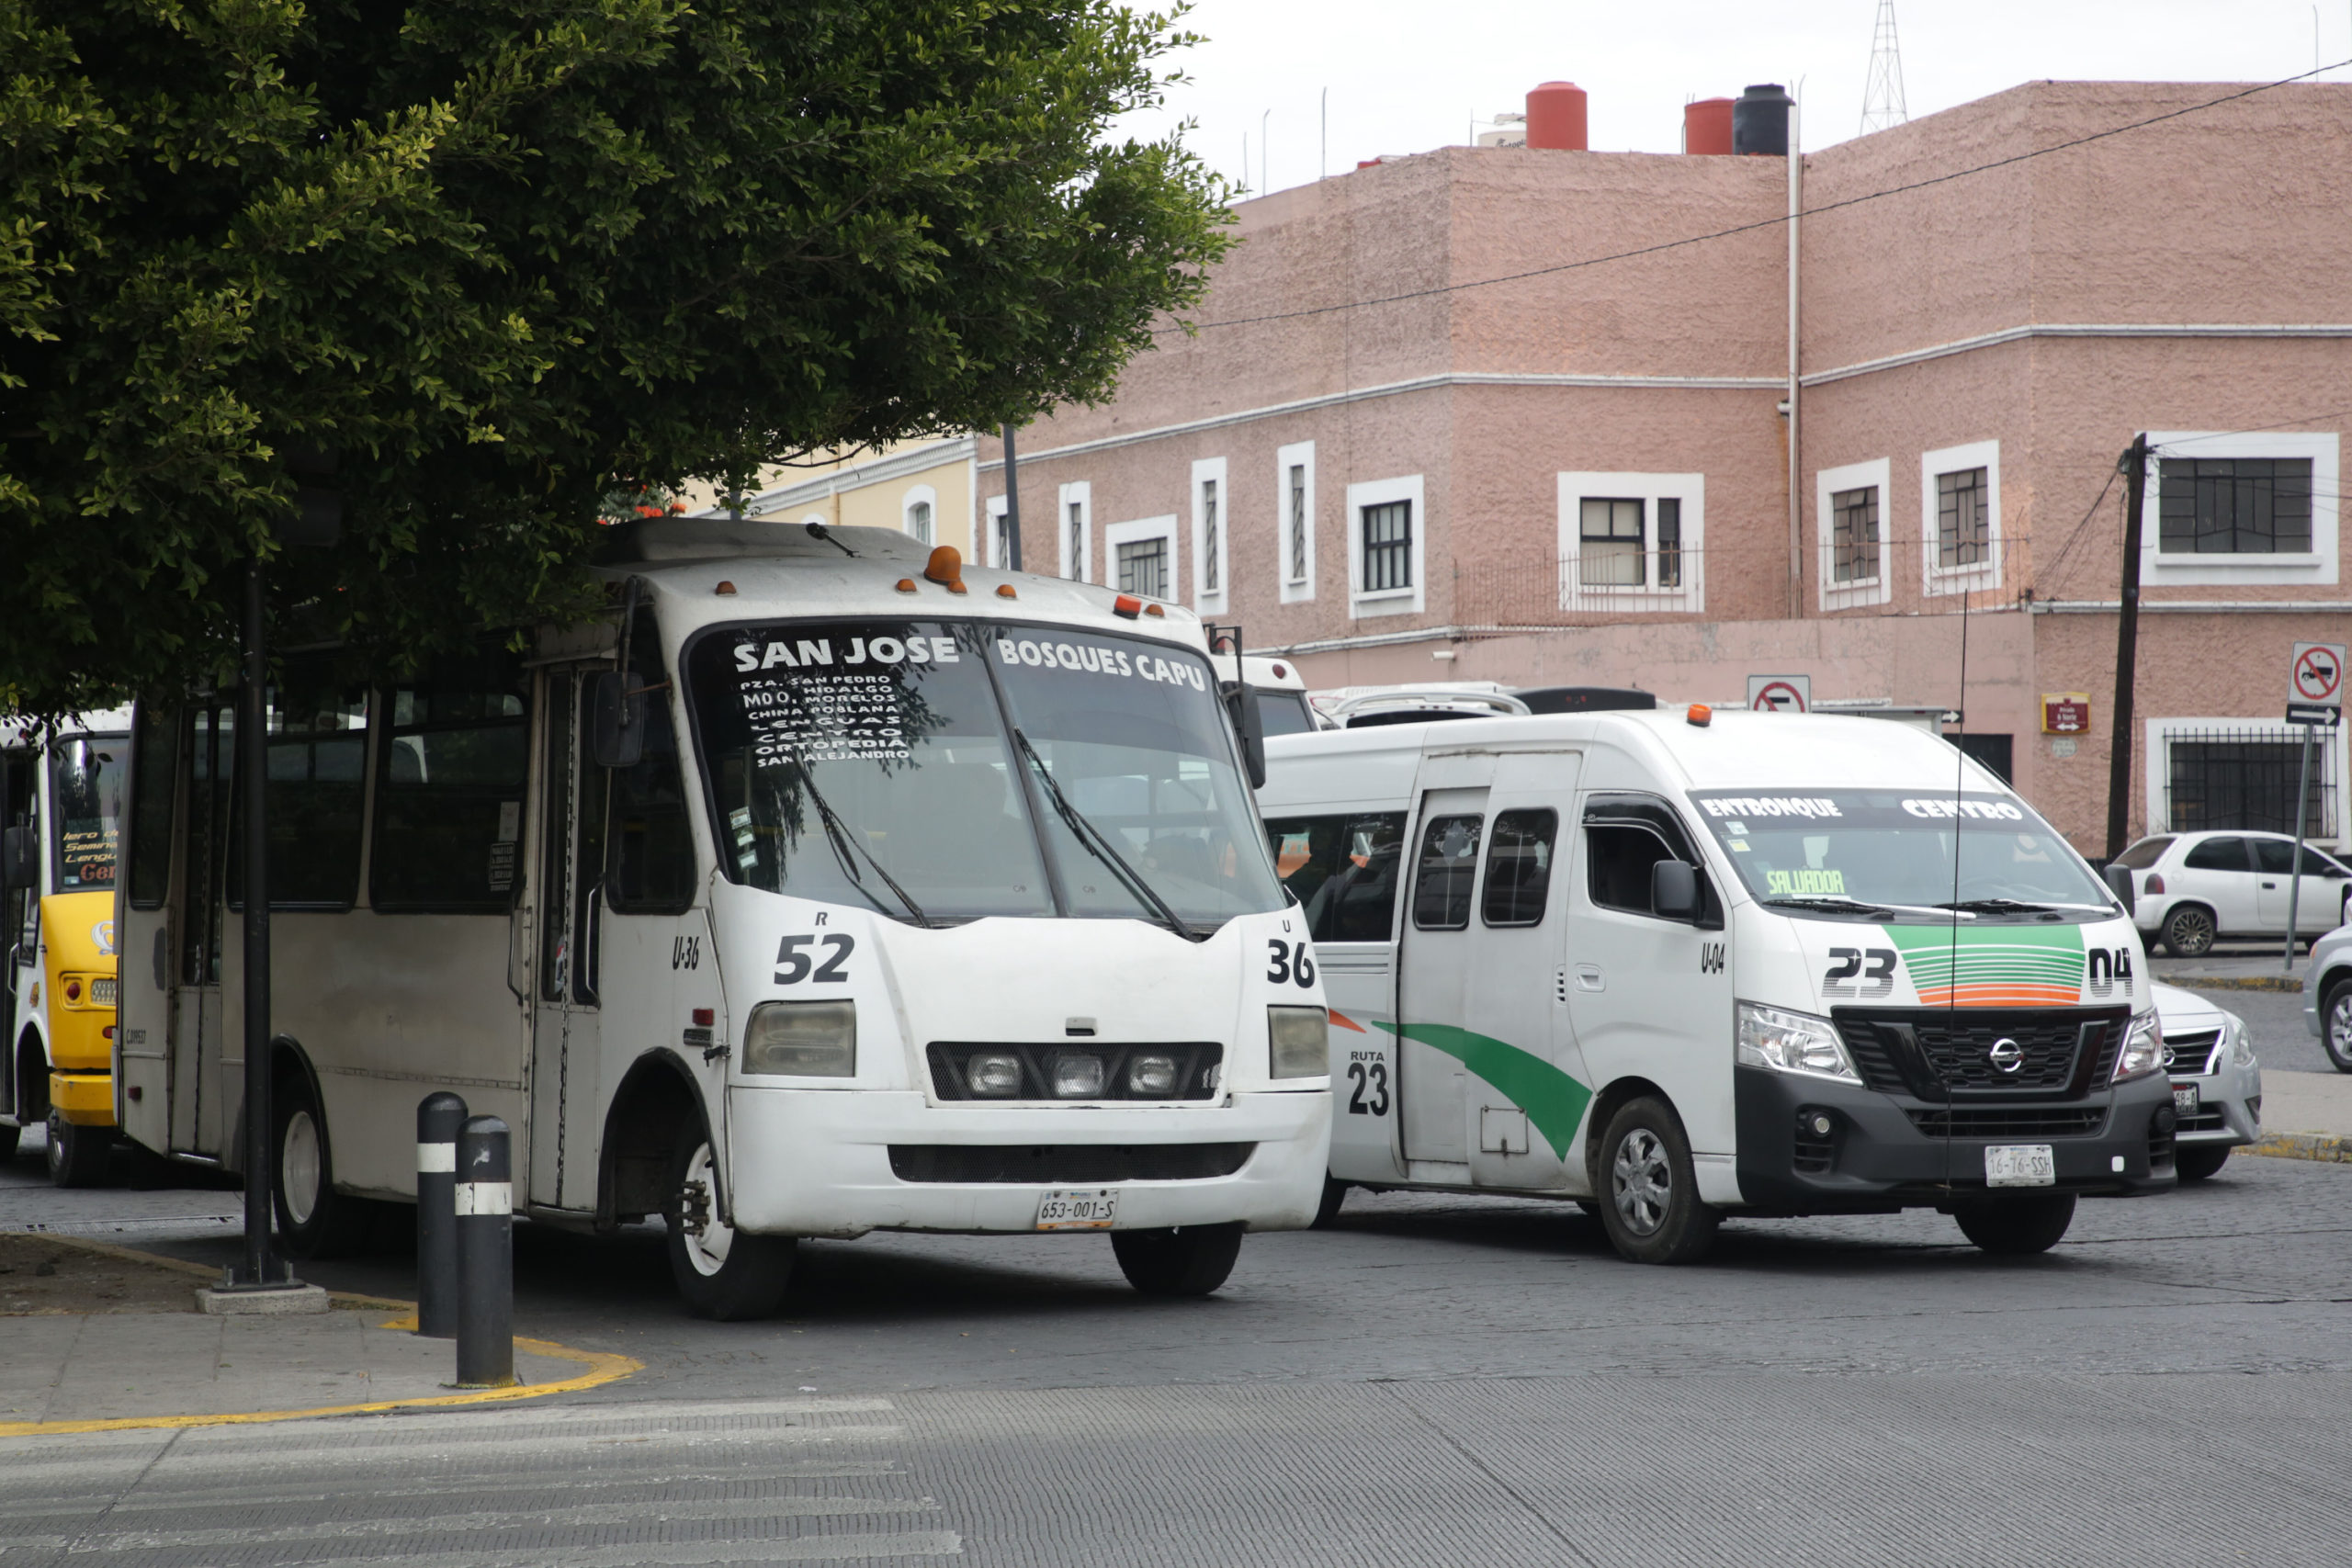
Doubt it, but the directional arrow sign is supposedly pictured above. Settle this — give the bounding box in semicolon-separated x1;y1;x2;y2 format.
2290;641;2346;709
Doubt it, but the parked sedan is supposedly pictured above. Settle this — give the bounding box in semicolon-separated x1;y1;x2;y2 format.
2109;830;2352;956
2151;982;2261;1181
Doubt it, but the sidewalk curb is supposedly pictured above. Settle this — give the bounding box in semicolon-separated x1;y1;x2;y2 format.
2244;1130;2352;1163
2167;976;2304;993
0;1237;642;1438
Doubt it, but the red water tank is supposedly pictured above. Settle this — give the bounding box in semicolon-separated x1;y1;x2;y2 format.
1525;83;1588;152
1684;97;1734;155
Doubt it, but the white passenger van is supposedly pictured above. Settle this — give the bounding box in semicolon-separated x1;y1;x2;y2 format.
1258;705;2177;1264
114;522;1329;1315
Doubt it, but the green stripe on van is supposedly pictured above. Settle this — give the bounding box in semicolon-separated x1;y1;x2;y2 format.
1370;1021;1593;1161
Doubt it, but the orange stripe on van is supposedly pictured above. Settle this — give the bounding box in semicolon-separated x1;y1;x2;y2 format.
1329;1008;1367;1033
1915;984;2082;1009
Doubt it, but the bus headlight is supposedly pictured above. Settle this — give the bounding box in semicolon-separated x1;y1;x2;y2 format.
1736;1001;1860;1084
742;1001;857;1077
1268;1007;1329;1078
2112;1010;2163;1084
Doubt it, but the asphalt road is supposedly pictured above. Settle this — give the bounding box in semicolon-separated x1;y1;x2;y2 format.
7;1130;2352;1566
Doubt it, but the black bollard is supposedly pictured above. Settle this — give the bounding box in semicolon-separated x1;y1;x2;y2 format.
454;1115;515;1388
414;1092;469;1338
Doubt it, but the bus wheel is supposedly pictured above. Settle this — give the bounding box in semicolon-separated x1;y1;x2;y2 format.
1952;1193;2075;1255
1311;1177;1350;1229
665;1137;794;1321
1111;1223;1244;1296
46;1109;111;1188
1596;1097;1719;1265
0;1121;21;1165
271;1075;376;1258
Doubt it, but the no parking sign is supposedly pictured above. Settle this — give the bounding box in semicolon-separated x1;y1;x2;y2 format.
2288;641;2346;726
1747;674;1811;714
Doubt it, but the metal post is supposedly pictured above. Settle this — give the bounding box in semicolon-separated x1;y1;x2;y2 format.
2285;722;2317;973
455;1115;515;1386
415;1092;469;1337
238;556;278;1287
1000;423;1023;572
2104;434;2150;862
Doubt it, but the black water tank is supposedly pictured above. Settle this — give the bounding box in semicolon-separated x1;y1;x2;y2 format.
1513;686;1657;715
1733;84;1792;156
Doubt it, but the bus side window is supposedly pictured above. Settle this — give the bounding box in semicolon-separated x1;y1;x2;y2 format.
608;615;696;915
372;652;531;913
1263;812;1408;942
1481;809;1557;927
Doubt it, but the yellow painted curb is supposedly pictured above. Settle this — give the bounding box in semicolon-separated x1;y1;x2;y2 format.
2245;1129;2352;1163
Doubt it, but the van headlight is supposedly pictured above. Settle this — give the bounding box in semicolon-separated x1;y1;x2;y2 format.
1268;1007;1329;1078
2228;1012;2257;1071
2112;1010;2162;1084
742;1000;857;1077
1736;1001;1860;1084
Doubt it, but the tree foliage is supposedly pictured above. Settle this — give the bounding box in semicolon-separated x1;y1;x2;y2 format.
0;0;1229;716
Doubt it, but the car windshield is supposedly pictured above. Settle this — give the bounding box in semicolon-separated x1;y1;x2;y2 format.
1689;789;2116;920
51;734;128;890
686;619;1283;930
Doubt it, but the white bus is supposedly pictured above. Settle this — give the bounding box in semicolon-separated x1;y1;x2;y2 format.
4;710;131;1185
1258;706;2176;1264
114;522;1330;1316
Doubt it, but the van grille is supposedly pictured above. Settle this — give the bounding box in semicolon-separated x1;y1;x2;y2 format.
1834;1009;2126;1099
887;1144;1254;1184
1905;1108;2106;1138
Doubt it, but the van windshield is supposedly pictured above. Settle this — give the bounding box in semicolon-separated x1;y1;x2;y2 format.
1688;789;2116;921
685;619;1283;931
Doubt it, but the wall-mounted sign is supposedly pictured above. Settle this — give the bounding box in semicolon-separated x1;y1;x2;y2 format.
1747;674;1811;714
2041;693;2091;735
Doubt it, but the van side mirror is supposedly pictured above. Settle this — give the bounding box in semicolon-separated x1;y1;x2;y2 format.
590;671;646;769
2101;863;2135;907
1224;682;1267;790
1;825;32;891
1652;859;1699;920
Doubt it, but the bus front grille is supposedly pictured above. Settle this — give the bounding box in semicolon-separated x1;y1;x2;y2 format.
887;1143;1256;1184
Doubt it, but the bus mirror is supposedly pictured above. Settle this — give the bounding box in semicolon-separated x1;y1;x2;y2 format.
1;824;31;890
1652;859;1699;920
1226;682;1267;790
590;671;646;769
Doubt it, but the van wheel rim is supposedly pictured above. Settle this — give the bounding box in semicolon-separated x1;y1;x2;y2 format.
2332;997;2352;1063
281;1111;322;1226
679;1143;733;1277
1611;1129;1672;1236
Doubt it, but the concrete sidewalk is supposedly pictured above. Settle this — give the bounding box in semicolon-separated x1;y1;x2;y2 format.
2251;1068;2352;1162
2152;952;2310;992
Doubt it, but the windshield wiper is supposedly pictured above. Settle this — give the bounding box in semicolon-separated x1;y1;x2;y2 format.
1762;896;1969;919
1934;897;2108;917
1011;726;1205;943
789;761;933;930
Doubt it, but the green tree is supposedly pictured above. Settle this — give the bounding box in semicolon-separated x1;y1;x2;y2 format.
1;0;1228;716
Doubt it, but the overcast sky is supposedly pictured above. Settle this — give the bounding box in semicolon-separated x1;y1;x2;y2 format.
1115;0;2352;194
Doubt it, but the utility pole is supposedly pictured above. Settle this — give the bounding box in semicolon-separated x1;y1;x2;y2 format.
1000;423;1023;571
2104;434;2150;862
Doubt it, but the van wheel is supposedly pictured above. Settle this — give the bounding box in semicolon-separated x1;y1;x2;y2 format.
1952;1193;2075;1254
1311;1177;1350;1228
46;1109;111;1188
2174;1145;2232;1182
665;1136;795;1321
270;1073;378;1258
2323;977;2352;1074
2161;904;2216;957
1596;1098;1719;1265
1112;1224;1244;1296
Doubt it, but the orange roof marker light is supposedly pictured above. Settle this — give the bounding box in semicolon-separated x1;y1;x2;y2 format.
895;577;919;593
1687;704;1713;728
995;583;1018;599
1113;593;1143;619
923;545;968;594
1144;604;1165;617
714;581;737;596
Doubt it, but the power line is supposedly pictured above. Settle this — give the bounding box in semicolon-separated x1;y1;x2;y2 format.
1160;61;2352;336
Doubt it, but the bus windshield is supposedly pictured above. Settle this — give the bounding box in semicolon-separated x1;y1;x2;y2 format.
686;620;1283;931
1688;789;2116;920
51;734;128;890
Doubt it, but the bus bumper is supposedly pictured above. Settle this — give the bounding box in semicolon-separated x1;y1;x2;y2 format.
723;1087;1332;1238
49;1071;117;1128
1731;1065;2177;1213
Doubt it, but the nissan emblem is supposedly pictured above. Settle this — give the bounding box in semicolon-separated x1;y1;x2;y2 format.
1988;1038;2026;1074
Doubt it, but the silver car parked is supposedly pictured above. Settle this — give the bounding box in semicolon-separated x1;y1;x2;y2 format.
2301;922;2352;1074
2152;982;2261;1181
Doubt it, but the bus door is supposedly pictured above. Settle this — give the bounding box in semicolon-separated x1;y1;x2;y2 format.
171;704;235;1156
1396;761;1494;1173
530;665;608;1212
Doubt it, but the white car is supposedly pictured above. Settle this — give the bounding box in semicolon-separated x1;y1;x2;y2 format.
2151;982;2260;1181
2109;830;2352;956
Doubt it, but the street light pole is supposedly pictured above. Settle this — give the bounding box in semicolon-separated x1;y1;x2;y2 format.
237;553;279;1288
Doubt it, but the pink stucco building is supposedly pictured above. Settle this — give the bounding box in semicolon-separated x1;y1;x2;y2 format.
978;80;2352;856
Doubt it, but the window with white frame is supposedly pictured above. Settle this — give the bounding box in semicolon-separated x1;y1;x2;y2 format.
1920;440;2000;596
1276;440;1315;604
1815;457;1891;611
985;494;1010;569
2147;716;2347;850
1191;457;1227;610
1346;474;1426;617
1104;514;1179;603
2141;431;2340;588
901;484;937;546
1556;472;1704;612
1057;481;1091;581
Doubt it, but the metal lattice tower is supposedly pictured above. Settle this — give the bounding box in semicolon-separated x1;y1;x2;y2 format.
1860;0;1908;135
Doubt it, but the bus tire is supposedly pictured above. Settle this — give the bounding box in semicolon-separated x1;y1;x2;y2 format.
1952;1193;2075;1255
665;1135;794;1321
271;1072;376;1258
1111;1223;1244;1296
1595;1097;1719;1266
1311;1177;1350;1228
46;1108;111;1188
0;1122;20;1164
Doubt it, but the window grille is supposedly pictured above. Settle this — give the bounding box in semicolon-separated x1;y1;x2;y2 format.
1362;500;1412;592
1656;498;1683;589
2165;728;2335;837
1578;498;1645;587
1117;536;1169;601
1832;485;1880;582
1067;502;1083;579
1937;468;1988;569
1201;478;1220;593
907;500;933;546
1288;465;1308;582
2159;457;2313;555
